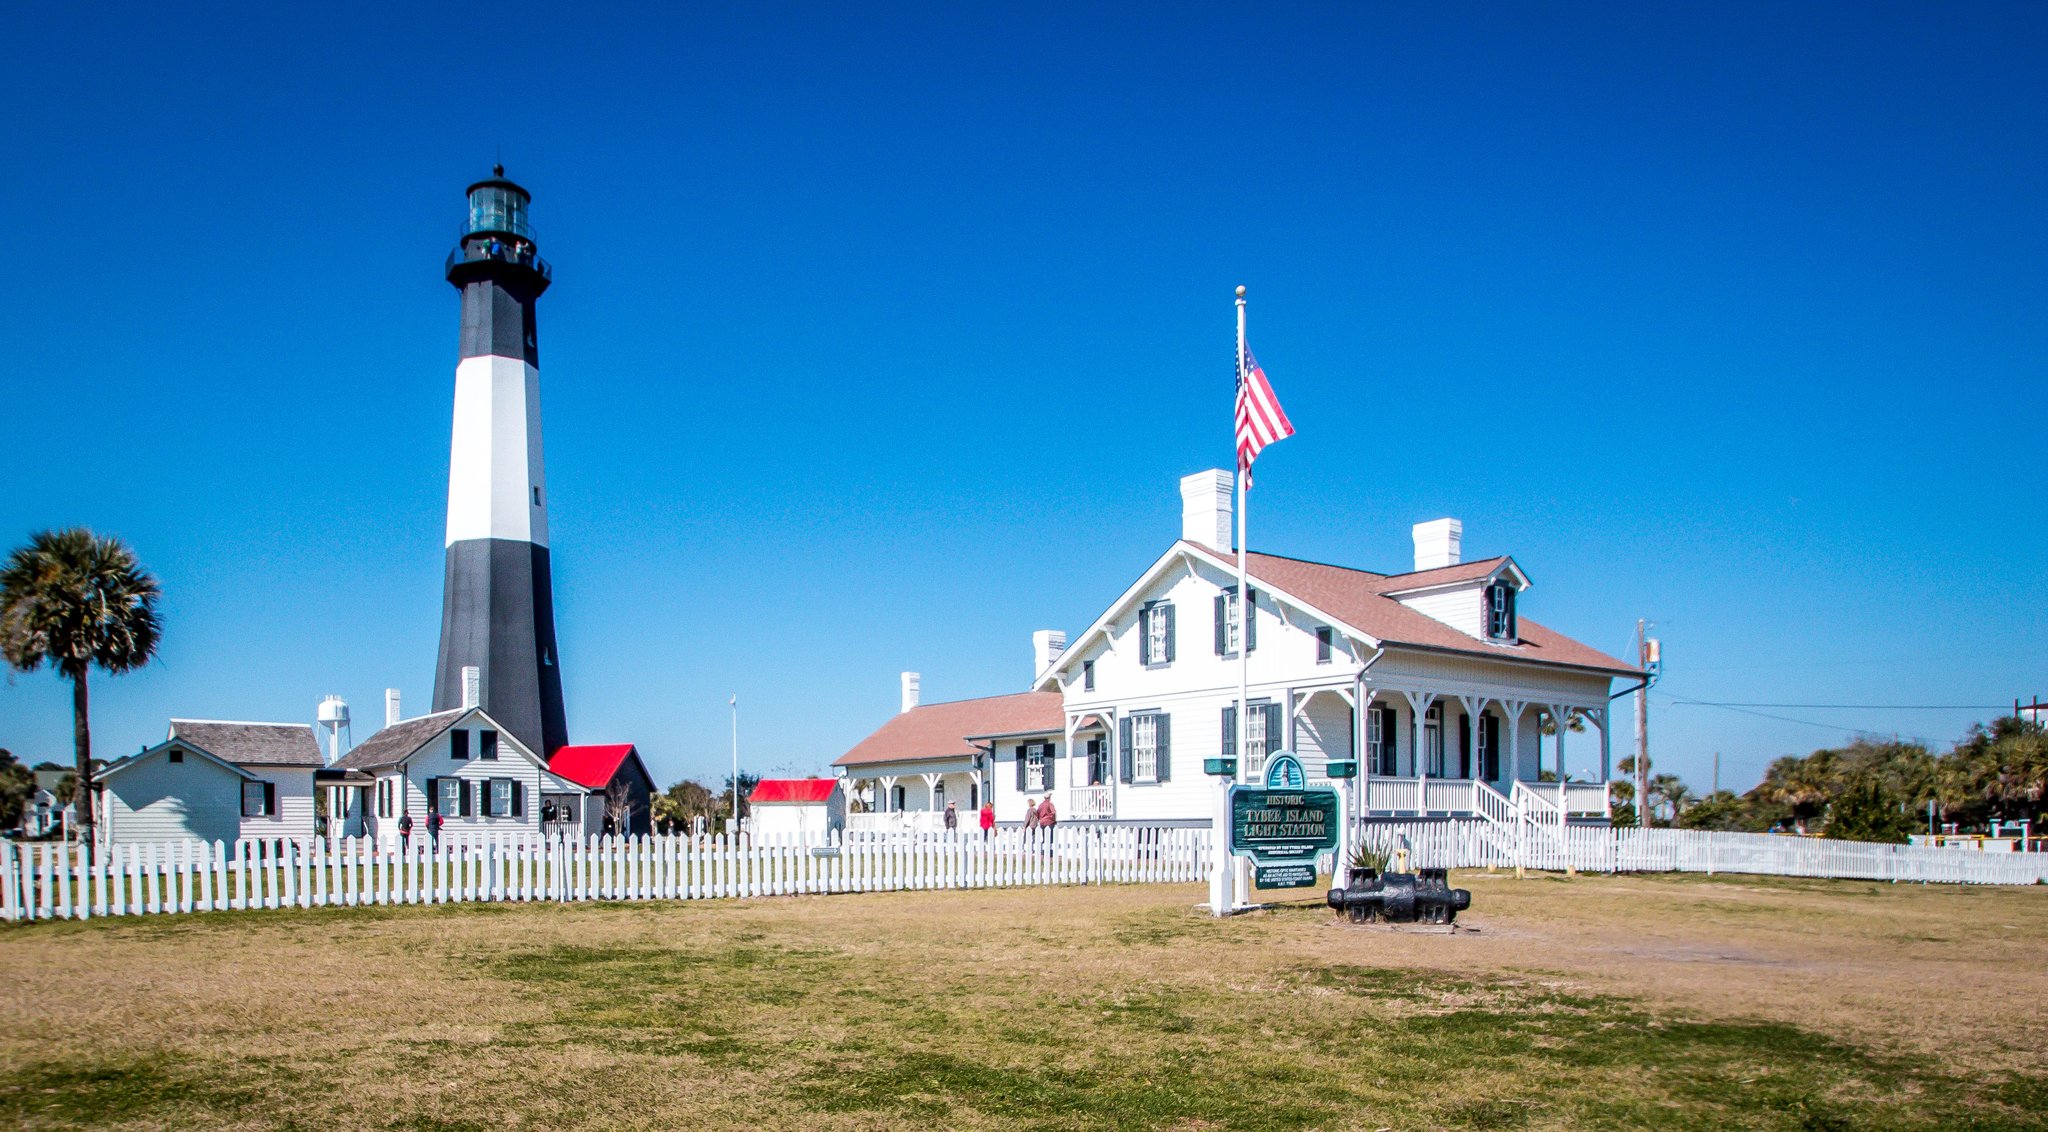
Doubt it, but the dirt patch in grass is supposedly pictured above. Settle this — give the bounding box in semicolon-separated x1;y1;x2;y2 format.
0;875;2043;1129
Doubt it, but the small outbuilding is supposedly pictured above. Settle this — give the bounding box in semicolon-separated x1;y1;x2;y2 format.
546;744;656;837
747;778;845;842
94;720;324;846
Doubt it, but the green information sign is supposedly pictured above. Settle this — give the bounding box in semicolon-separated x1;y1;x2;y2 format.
1229;755;1340;871
1254;863;1318;889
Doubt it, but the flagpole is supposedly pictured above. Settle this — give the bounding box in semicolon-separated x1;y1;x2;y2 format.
1235;285;1251;791
1232;284;1253;913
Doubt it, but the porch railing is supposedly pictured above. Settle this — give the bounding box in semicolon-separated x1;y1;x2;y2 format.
1069;786;1113;819
846;811;949;834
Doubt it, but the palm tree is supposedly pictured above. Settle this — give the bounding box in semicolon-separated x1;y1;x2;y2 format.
0;529;161;847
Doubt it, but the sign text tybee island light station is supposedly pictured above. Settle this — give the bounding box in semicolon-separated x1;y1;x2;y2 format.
1227;754;1340;890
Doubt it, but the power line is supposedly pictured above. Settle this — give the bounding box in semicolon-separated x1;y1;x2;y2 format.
1666;701;2006;710
1656;695;1947;746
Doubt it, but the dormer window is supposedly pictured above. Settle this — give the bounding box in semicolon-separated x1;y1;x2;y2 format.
1486;582;1518;642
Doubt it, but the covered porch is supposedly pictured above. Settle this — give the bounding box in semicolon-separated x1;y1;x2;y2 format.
1290;679;1614;822
840;756;985;833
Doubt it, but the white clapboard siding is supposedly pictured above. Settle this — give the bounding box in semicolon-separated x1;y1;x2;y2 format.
8;823;2047;923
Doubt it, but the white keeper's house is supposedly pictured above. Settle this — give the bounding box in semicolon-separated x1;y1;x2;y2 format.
93;720;325;845
836;470;1643;831
325;674;645;845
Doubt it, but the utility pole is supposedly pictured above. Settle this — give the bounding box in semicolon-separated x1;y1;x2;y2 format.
729;694;740;836
1635;621;1658;828
1712;751;1720;796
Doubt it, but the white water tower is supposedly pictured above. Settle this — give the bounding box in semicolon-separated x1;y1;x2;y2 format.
317;695;351;764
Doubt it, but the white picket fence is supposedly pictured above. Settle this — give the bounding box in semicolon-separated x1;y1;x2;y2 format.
0;825;1211;923
1352;820;2048;886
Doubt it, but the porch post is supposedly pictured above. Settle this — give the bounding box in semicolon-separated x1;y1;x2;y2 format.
1404;691;1434;815
1500;699;1526;786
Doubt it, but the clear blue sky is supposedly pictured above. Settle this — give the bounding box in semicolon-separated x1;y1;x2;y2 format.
2;3;2043;793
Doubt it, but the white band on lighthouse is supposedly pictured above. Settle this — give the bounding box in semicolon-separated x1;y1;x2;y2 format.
445;354;549;547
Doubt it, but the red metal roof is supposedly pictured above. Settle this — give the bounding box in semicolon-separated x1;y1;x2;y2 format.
749;778;840;804
548;744;638;789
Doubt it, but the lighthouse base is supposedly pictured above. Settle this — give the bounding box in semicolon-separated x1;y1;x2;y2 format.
432;537;568;758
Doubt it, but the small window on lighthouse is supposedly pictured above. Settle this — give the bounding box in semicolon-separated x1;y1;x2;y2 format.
532;486;542;507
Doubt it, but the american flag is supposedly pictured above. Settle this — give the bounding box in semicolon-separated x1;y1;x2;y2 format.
1235;340;1294;484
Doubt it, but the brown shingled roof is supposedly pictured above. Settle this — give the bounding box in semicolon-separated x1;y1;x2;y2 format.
330;709;466;772
168;720;325;768
833;691;1063;769
1180;542;1639;675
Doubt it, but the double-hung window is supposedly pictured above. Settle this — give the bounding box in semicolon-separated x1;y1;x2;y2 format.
1424;703;1445;777
437;777;462;817
1082;659;1094;692
1132;715;1161;782
1486;583;1517;642
241;781;272;818
1316;626;1334;663
1025;744;1048;792
450;730;469;760
1213;587;1259;656
490;778;513;817
1139;602;1174;666
480;730;499;761
1246;703;1270;776
1368;705;1398;776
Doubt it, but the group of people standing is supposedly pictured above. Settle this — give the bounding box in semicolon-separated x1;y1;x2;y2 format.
936;798;1049;835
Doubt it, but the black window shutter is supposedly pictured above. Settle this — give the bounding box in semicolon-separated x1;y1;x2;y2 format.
1016;745;1028;791
1265;703;1284;754
1508;590;1518;639
263;782;276;816
1246;589;1258;651
1459;714;1473;778
1139;607;1153;666
513;781;525;818
1156;714;1171;782
1162;605;1176;663
1045;745;1055;791
1119;718;1134;783
1221;705;1237;757
460;779;473;817
1214;594;1227;656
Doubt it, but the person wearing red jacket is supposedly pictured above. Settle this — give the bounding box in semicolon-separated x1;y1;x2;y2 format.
978;801;995;839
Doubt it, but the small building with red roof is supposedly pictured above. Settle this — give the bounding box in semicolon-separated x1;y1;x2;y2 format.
546;743;655;837
747;778;846;841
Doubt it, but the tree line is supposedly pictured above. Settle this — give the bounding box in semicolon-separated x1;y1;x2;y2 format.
1609;716;2047;843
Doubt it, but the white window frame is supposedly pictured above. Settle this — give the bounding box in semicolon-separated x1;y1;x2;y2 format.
1245;703;1270;777
1132;715;1160;783
1144;605;1169;666
1025;744;1048;792
1223;591;1242;655
490;778;513;818
437;777;462;817
1487;583;1515;641
241;781;269;818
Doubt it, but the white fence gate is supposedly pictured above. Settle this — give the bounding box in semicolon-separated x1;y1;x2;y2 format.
0;825;1211;924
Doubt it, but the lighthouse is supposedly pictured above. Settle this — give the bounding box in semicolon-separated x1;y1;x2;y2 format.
431;167;569;758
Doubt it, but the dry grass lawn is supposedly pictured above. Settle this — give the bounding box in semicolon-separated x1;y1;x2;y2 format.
1;870;2044;1130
